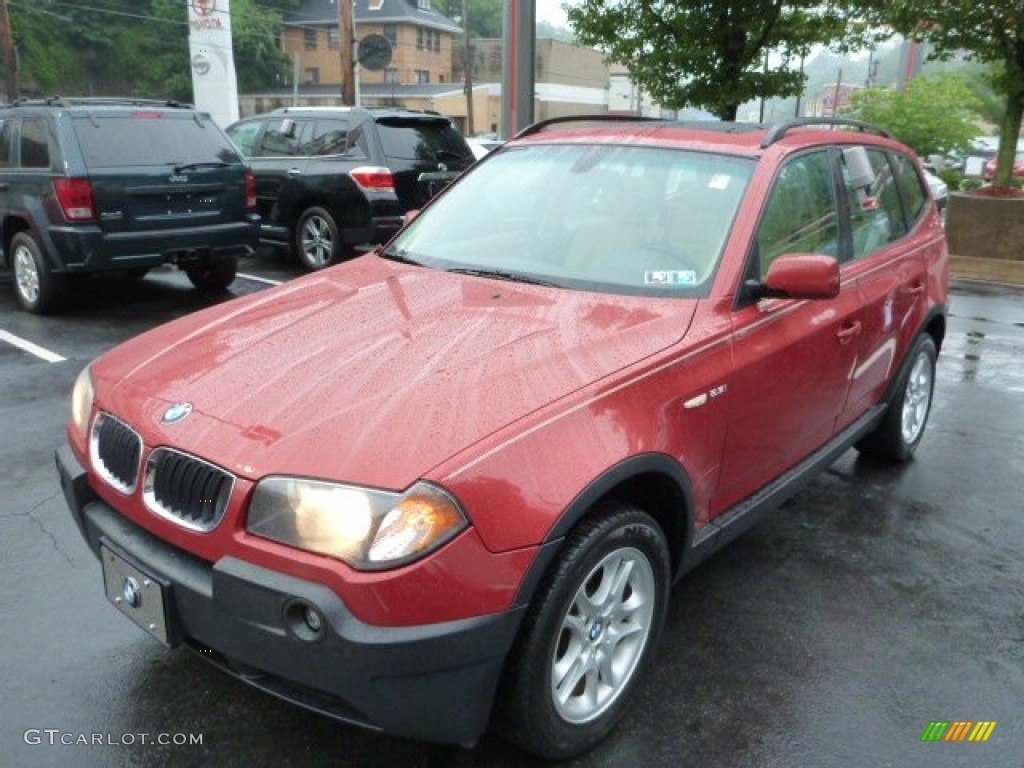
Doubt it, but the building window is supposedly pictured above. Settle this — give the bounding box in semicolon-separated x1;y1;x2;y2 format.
383;24;397;47
432;30;441;52
418;0;432;9
304;28;317;50
305;67;320;84
417;28;425;50
328;27;340;50
415;70;430;84
385;67;400;84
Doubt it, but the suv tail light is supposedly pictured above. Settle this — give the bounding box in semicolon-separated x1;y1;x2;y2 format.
54;178;96;222
244;169;257;211
350;167;394;190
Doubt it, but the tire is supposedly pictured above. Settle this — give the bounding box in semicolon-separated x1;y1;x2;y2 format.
856;334;937;462
294;206;342;271
497;502;670;759
11;231;65;314
185;257;237;292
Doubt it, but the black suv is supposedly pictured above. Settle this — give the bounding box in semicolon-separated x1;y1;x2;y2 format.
226;107;474;270
0;97;260;313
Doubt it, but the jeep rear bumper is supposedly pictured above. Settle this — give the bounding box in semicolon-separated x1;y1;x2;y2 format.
55;444;524;745
48;216;260;273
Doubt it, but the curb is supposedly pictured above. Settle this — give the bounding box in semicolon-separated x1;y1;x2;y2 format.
950;256;1024;287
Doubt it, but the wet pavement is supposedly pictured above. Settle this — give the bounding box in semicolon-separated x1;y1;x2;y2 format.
1;254;1022;767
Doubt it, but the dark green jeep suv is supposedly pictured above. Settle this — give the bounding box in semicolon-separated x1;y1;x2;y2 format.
0;97;260;313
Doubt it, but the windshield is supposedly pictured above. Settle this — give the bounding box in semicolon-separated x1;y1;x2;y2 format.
389;143;754;297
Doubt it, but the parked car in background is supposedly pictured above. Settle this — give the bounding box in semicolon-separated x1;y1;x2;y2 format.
0;97;259;313
226;107;474;270
58;116;948;759
983;150;1024;181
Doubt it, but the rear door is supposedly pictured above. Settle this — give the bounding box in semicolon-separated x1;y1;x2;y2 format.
72;110;248;233
838;147;932;427
373;116;474;210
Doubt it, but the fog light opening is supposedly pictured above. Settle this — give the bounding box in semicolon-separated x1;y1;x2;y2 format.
285;601;326;642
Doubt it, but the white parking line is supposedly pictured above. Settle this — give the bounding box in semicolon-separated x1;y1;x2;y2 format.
237;272;284;286
0;329;66;363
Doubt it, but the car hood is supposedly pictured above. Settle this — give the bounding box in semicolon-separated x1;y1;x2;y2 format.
96;257;697;490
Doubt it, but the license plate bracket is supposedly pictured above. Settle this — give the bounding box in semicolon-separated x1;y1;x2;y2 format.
100;542;173;647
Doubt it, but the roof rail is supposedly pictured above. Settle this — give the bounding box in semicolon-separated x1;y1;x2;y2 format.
3;96;193;109
514;114;665;140
761;117;892;148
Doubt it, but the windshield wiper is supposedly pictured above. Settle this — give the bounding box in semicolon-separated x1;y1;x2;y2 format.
379;246;424;266
172;161;231;173
447;267;560;287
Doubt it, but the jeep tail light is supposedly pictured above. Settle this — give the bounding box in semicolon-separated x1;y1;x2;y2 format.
350;166;394;190
54;178;96;222
244;169;257;211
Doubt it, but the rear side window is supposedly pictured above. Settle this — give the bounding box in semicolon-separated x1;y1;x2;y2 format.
841;146;907;260
226;120;262;157
20;118;51;169
299;118;367;158
892;153;928;225
257;118;305;157
376;118;472;163
72;112;242;168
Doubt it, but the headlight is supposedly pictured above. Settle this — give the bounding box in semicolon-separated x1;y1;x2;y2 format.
246;478;468;570
71;365;95;437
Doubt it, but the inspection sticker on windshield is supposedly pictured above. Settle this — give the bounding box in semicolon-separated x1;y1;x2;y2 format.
645;270;697;286
708;174;731;190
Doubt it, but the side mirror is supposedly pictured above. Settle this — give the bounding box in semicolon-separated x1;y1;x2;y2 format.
756;253;840;300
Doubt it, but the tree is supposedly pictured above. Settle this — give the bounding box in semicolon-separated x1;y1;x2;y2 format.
433;0;502;39
566;0;863;120
842;73;982;157
867;1;1023;188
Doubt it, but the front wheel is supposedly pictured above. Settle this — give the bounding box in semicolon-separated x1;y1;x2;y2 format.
497;503;670;759
185;257;237;292
856;333;937;462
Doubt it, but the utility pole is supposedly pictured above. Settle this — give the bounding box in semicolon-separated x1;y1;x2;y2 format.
0;0;18;102
339;0;355;105
462;0;474;135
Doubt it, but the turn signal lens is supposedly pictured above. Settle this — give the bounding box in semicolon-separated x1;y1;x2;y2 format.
71;365;96;437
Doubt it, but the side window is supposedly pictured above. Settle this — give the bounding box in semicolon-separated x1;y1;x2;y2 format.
257;118;304;157
20;118;51;169
755;151;839;276
892;153;928;226
841;146;907;260
299;119;365;157
225;121;262;157
0;119;12;168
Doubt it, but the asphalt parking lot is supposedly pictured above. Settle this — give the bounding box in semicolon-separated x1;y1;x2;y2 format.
1;251;1022;768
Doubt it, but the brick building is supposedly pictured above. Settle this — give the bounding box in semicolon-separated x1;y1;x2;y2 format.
281;0;461;88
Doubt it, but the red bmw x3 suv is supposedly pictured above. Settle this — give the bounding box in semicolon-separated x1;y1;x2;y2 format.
57;116;949;758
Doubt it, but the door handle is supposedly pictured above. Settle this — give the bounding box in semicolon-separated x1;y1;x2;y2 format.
287;168;302;175
908;281;925;295
0;182;8;191
836;321;862;343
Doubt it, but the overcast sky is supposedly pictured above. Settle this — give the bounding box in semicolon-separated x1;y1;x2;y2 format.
536;0;570;27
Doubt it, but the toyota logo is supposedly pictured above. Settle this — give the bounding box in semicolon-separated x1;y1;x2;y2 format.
191;0;216;17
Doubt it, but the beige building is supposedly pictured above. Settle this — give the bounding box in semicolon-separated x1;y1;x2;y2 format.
281;0;461;88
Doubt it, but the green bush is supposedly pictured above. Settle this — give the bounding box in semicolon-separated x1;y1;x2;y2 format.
961;178;984;191
938;169;964;190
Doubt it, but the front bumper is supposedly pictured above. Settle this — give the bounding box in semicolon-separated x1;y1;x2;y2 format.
56;444;525;745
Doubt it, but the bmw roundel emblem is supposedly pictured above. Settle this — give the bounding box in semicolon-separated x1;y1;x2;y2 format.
161;402;193;425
